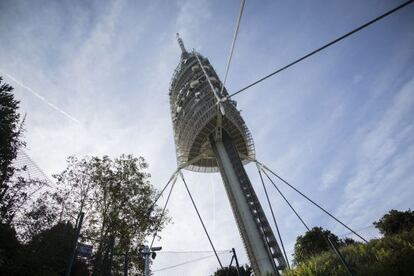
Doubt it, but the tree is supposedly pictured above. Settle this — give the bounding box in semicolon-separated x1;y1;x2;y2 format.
374;209;414;236
53;156;95;224
21;222;89;276
0;223;21;275
0;77;32;225
1;221;89;276
293;227;343;264
0;77;54;232
0;76;24;189
287;210;414;275
343;237;359;246
17;190;61;241
54;154;169;275
213;265;252;276
285;228;414;276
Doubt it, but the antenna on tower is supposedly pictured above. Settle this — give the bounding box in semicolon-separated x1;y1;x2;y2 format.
176;33;187;54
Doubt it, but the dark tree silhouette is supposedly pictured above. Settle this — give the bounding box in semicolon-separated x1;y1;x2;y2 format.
213;265;252;276
22;222;88;275
0;77;30;224
0;222;88;275
0;76;24;190
374;209;414;236
293;227;343;264
0;223;21;275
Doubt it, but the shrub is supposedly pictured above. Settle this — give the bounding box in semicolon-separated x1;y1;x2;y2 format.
285;229;414;276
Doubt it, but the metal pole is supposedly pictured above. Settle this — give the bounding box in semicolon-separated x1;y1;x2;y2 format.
232;248;241;276
225;256;235;276
139;245;161;276
143;246;150;276
123;250;129;276
106;235;115;276
65;212;84;276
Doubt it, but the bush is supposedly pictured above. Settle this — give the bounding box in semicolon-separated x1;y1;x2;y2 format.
285;229;414;276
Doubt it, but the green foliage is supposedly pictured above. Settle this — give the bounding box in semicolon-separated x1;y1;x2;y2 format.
343;237;359;246
0;77;33;225
213;265;252;276
293;227;345;264
53;154;168;275
21;222;88;275
0;223;21;275
0;77;24;188
0;153;168;275
0;222;88;275
285;229;414;276
373;209;414;236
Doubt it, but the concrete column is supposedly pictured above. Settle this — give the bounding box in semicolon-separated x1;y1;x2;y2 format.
211;134;280;276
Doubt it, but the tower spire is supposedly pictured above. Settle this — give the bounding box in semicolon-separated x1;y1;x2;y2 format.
176;33;187;54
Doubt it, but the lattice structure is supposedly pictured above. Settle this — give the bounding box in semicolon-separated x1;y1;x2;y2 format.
13;150;53;186
169;37;255;172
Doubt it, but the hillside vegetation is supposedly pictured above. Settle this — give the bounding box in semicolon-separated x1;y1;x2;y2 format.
285;229;414;276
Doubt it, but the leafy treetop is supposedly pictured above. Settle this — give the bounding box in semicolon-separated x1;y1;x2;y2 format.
374;209;414;236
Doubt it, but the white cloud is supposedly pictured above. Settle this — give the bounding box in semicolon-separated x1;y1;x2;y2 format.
334;77;414;231
321;167;341;190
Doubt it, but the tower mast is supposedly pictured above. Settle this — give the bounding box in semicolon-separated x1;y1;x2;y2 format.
176;33;187;54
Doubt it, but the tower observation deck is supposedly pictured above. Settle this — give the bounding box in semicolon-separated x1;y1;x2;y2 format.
170;35;255;173
169;34;286;275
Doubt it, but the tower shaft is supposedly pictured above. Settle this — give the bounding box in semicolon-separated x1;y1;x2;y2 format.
210;132;284;275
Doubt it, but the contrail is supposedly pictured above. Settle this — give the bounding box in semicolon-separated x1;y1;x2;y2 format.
2;73;80;124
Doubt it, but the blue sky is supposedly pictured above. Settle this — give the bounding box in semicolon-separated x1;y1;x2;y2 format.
1;0;414;274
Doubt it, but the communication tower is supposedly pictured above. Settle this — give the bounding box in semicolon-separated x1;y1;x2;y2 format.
169;34;287;275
